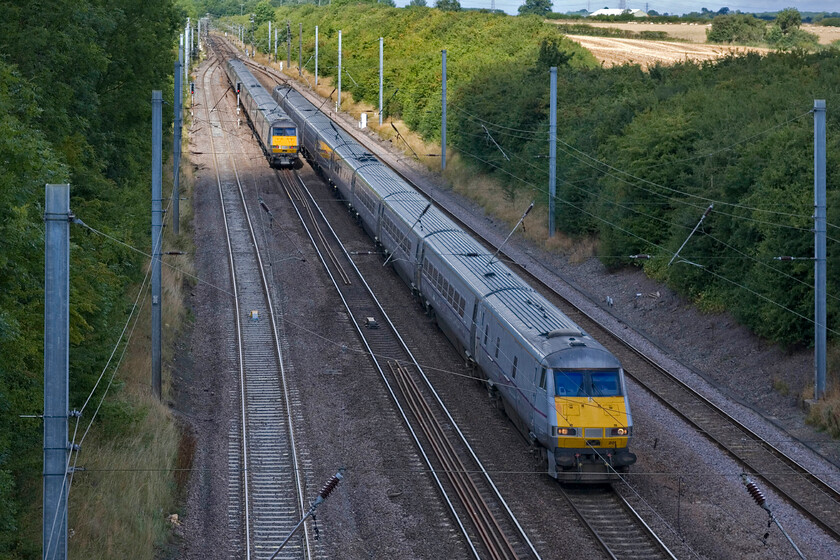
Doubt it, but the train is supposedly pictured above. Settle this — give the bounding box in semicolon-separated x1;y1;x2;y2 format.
223;58;301;168
271;84;636;482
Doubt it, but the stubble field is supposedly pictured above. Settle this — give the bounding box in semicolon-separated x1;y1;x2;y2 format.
552;20;839;68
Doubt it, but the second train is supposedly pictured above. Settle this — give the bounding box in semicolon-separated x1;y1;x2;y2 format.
223;58;301;169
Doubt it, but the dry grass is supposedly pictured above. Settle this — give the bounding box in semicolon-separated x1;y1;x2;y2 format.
67;104;196;557
805;346;840;437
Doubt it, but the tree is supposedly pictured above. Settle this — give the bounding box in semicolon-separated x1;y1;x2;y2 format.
775;7;801;33
409;0;427;5
707;14;766;44
435;0;460;11
518;0;552;17
253;0;274;25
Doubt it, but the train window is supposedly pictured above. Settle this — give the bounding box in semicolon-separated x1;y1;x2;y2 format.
554;370;621;397
591;371;621;397
511;356;518;378
494;337;500;359
554;371;583;397
539;367;547;390
483;324;489;346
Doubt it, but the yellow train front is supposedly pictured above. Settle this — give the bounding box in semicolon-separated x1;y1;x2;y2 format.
267;120;301;169
545;347;636;483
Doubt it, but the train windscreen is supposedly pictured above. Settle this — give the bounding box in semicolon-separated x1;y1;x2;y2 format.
273;127;296;136
554;370;621;397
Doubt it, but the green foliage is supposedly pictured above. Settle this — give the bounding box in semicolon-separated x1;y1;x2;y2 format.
775;7;802;33
435;0;460;12
266;4;595;143
0;0;178;555
518;0;552;17
253;0;275;25
440;42;840;348
409;0;427;5
707;13;767;44
818;17;840;27
766;9;819;51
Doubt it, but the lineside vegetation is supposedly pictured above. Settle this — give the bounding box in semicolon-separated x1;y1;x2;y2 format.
0;0;186;557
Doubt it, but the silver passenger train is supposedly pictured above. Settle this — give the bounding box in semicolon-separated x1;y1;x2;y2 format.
223;59;300;168
271;85;636;482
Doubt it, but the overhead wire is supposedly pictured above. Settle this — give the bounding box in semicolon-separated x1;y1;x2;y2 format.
455;145;840;307
454;103;828;226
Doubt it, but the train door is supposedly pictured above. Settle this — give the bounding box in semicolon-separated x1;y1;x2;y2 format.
475;305;487;366
468;301;479;363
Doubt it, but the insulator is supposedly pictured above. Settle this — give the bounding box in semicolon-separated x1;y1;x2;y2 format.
319;472;343;500
746;481;766;507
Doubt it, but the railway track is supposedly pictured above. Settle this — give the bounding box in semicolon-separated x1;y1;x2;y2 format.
208;35;681;558
199;50;310;559
273;166;540;559
233;46;840;545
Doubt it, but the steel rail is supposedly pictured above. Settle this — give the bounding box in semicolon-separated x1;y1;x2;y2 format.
272;165;542;559
203;38;311;559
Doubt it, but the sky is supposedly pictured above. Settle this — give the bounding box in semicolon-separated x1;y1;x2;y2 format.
392;1;840;16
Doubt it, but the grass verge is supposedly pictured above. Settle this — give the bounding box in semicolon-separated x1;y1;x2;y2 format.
66;102;197;558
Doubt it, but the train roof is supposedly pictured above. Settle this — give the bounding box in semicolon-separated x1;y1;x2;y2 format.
275;85;616;365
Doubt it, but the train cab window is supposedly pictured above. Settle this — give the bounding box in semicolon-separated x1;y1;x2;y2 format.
554;370;621;397
538;367;547;390
554;371;583;397
591;371;621;396
511;356;518;378
494;337;500;359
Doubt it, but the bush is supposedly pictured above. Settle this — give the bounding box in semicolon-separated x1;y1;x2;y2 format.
707;13;767;44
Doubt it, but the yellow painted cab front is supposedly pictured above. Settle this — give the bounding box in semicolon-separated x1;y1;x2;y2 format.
550;368;636;478
271;126;298;154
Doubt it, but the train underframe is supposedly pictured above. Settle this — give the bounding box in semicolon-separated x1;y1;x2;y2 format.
268;153;302;169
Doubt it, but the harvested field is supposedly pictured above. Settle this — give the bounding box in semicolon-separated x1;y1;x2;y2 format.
564;34;768;68
553;19;840;45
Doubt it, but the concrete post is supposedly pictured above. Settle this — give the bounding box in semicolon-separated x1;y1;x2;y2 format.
315;26;319;86
549;67;557;238
151;91;162;399
173;44;183;235
379;37;383;126
43;183;70;560
441;49;446;171
268;21;271;57
338;30;342;111
814;99;827;400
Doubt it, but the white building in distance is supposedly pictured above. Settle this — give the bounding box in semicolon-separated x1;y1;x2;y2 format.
589;8;648;17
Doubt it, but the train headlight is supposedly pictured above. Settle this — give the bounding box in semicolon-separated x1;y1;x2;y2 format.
554;427;578;437
609;427;631;436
